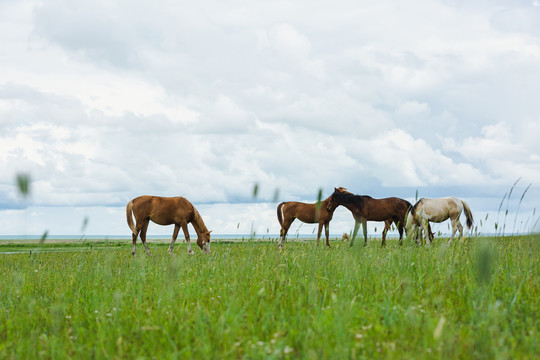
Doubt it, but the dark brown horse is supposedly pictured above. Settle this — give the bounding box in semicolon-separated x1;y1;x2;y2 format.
328;187;411;247
126;195;211;255
277;190;341;248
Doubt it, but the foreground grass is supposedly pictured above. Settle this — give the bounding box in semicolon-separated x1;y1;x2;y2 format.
0;236;538;359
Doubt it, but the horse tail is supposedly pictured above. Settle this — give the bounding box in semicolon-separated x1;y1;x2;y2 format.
277;202;286;226
400;200;411;229
461;199;474;229
126;200;137;235
404;200;413;213
397;199;411;219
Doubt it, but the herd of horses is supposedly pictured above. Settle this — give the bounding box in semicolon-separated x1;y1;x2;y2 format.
126;188;473;255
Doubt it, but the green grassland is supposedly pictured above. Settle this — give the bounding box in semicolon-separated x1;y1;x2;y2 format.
0;236;538;359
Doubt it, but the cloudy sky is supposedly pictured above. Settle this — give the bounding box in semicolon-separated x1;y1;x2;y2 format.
1;0;539;238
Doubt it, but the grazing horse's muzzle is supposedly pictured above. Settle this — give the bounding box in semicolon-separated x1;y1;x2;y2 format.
197;237;211;254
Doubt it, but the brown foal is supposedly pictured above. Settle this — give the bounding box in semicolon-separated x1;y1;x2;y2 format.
276;191;341;248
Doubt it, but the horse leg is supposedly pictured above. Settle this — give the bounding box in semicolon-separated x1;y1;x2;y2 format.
140;220;151;256
131;211;147;255
278;226;285;248
278;219;293;249
410;216;422;245
422;220;431;246
324;222;330;248
410;223;418;245
382;220;391;246
350;220;361;247
428;223;434;242
316;222;323;246
130;215;145;255
397;220;404;246
418;222;424;246
168;224;181;254
181;223;194;255
131;230;139;256
362;219;368;246
448;218;456;244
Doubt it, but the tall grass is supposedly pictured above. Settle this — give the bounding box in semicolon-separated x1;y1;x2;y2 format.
0;236;538;359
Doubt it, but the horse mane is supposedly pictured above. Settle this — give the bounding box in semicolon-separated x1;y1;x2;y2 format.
335;187;353;194
411;198;424;216
332;191;369;206
191;206;208;233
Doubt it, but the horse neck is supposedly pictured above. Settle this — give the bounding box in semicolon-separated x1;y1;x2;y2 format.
342;201;361;213
191;208;208;237
334;194;364;214
321;197;333;211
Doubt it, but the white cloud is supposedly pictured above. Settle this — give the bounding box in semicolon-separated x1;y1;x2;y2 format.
346;129;491;187
396;100;431;117
266;24;312;58
491;6;540;36
444;122;540;185
0;0;539;235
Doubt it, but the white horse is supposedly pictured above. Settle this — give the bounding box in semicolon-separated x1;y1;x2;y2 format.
406;197;473;245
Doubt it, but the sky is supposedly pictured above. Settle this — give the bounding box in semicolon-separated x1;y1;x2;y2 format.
1;0;539;238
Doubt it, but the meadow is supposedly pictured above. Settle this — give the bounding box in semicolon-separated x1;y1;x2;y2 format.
0;235;538;359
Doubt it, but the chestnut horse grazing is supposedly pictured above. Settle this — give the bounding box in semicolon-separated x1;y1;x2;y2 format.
126;196;211;255
328;187;411;247
277;191;341;248
406;197;473;245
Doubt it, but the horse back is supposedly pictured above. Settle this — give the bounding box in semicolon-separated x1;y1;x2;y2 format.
282;200;332;223
132;195;194;224
362;196;410;221
413;197;458;223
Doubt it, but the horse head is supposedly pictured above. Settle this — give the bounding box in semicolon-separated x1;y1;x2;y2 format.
327;187;343;210
197;230;212;253
327;187;353;210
